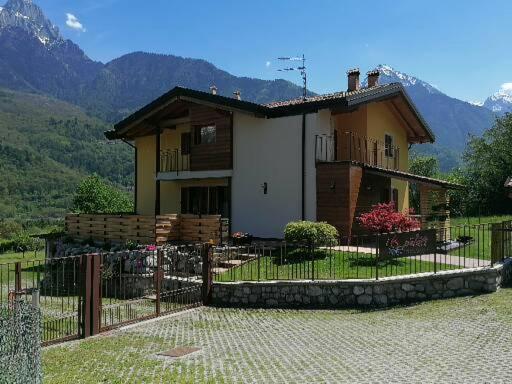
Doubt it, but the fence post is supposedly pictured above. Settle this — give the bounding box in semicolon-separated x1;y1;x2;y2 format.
15;262;21;294
155;249;162;316
91;254;101;336
375;235;379;281
79;254;92;338
201;243;213;305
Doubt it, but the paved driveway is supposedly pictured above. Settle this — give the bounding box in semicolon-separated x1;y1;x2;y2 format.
44;288;512;383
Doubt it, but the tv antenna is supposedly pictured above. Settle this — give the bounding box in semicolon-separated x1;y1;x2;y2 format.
277;54;307;100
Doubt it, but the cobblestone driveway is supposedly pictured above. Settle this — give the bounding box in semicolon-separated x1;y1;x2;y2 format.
44;289;512;383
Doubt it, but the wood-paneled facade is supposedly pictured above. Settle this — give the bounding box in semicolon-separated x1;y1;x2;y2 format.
189;104;232;171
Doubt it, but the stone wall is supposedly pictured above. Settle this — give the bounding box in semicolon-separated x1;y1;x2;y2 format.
212;259;512;308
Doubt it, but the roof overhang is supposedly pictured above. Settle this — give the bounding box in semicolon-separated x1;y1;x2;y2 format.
359;163;464;190
105;83;435;143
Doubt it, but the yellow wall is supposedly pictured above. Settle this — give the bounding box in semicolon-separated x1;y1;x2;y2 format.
135;135;156;215
366;102;410;213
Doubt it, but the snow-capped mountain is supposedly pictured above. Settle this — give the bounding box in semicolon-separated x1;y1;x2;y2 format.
0;0;60;46
483;83;512;116
374;64;441;95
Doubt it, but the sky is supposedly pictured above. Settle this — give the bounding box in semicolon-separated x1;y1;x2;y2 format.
35;0;512;103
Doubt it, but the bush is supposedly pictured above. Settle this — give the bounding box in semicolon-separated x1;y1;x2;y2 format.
284;221;338;246
72;175;133;214
357;202;420;233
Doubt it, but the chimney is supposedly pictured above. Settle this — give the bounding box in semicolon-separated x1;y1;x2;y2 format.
210;85;218;95
367;69;380;87
347;68;360;92
233;90;241;100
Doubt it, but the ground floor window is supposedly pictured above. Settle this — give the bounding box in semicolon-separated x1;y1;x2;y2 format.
181;186;229;217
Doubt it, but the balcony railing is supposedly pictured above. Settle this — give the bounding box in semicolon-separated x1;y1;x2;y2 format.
315;132;400;170
160;149;190;173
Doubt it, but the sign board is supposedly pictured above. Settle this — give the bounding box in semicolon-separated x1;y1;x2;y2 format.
378;229;437;259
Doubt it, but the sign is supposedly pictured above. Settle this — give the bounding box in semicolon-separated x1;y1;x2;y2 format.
378;229;437;260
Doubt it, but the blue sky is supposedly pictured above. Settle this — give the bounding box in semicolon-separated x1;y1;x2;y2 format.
37;0;512;102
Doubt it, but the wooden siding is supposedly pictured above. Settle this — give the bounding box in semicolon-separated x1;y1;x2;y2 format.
65;214;228;245
189;105;232;171
316;163;362;237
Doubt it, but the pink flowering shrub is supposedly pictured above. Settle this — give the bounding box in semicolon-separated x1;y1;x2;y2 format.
357;202;420;234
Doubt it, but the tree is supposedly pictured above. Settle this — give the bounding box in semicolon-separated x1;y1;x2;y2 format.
72;175;133;214
461;114;512;215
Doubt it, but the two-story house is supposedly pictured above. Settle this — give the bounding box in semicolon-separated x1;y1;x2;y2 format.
105;68;460;239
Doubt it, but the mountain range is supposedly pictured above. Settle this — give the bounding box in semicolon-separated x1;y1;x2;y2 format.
0;0;510;218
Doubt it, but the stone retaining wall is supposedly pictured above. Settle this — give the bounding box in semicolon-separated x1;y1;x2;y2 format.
212;259;512;308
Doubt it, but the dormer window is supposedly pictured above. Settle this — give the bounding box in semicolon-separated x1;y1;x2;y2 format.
385;134;394;157
194;124;216;145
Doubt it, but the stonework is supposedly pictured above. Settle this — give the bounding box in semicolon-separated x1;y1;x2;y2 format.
212;259;512;308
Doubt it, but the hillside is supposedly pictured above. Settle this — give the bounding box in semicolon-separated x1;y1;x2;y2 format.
0;87;132;219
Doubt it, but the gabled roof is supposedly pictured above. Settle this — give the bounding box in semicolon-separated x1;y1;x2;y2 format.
106;83;435;142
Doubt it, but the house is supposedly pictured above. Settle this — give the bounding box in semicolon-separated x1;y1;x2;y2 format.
105;68;461;239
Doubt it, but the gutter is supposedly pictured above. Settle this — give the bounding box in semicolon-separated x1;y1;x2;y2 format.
301;113;306;220
121;139;137;213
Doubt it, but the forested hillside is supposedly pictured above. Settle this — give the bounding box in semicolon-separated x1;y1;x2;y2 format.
0;88;132;219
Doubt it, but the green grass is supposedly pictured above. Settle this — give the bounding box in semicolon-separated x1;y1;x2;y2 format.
445;215;512;260
215;249;454;282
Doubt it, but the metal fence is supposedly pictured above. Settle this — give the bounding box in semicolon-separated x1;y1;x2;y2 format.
213;222;512;282
0;301;42;384
0;244;205;345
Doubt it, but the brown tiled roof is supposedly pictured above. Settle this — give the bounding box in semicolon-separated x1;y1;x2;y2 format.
265;84;386;108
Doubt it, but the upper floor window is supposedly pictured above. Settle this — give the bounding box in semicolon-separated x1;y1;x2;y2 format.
385;134;394;157
194;124;216;145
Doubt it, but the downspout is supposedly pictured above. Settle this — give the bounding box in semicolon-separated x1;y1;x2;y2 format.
155;127;161;216
302;113;306;220
121;139;137;214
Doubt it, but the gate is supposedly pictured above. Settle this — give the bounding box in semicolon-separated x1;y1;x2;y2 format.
0;244;213;345
0;255;83;345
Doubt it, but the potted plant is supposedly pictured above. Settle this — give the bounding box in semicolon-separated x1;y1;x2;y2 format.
232;232;253;246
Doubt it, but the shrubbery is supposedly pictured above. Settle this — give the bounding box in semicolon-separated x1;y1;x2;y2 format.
357;202;420;233
284;221;338;246
72;175;133;214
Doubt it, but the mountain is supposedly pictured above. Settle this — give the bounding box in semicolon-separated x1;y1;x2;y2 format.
80;52;314;122
0;0;308;122
483;83;512;116
0;87;132;219
369;65;497;170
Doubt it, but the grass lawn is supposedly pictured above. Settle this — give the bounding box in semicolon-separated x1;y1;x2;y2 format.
214;249;454;282
445;215;512;260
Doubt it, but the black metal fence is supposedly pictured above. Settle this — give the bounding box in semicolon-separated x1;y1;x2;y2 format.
213;222;512;282
0;244;205;345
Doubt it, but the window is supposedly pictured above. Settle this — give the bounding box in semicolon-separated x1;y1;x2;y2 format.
194;124;216;145
392;188;399;211
385;134;393;157
181;186;229;217
181;132;191;155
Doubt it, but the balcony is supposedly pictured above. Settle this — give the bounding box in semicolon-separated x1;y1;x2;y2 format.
315;132;400;170
160;149;190;173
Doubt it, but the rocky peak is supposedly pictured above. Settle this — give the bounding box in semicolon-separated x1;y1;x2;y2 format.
0;0;61;45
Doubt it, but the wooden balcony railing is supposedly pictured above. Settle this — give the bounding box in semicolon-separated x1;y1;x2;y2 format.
160;149;190;173
315;132;400;170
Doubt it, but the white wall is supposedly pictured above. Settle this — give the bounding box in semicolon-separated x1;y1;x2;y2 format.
232;113;302;238
232;110;332;238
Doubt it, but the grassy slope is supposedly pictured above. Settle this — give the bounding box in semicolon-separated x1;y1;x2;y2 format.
0;88;133;220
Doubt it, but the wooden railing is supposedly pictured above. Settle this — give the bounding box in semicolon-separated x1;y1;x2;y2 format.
315;132;400;170
65;213;229;245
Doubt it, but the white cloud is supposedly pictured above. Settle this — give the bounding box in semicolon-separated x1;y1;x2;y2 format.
499;82;512;95
266;61;271;68
66;13;86;32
